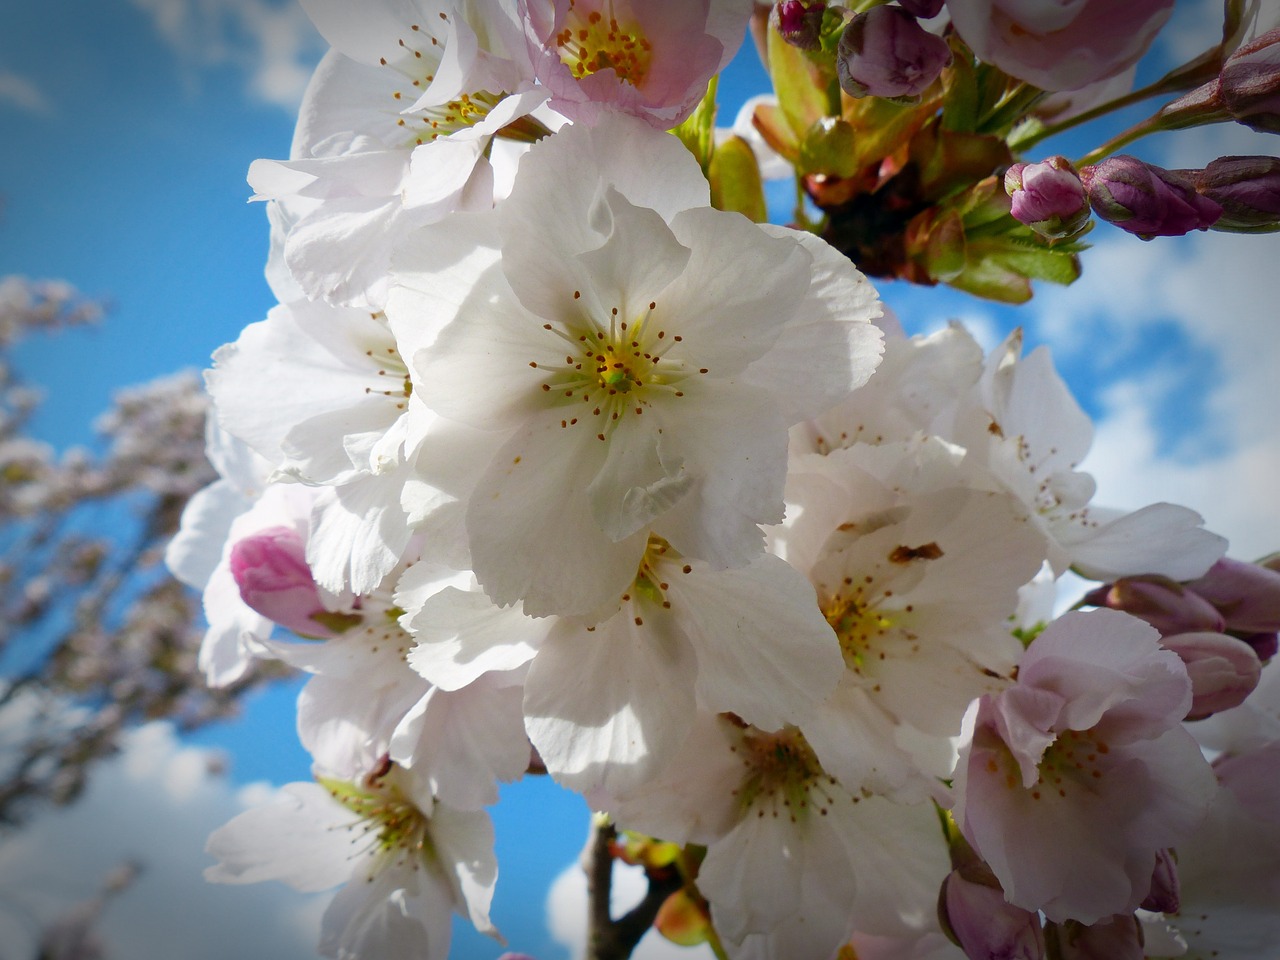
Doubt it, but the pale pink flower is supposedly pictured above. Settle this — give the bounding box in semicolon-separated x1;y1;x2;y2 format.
955;609;1217;925
944;0;1175;92
517;0;753;128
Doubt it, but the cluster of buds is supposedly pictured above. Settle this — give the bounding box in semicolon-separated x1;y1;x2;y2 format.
1005;153;1280;241
753;0;1280;303
1085;557;1280;719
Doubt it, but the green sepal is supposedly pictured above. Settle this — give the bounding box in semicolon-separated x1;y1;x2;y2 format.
709;135;768;222
799;117;861;179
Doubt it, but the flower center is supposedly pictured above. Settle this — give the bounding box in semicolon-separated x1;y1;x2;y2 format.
1032;728;1110;800
823;588;894;672
319;763;432;867
531;294;701;441
362;329;413;411
555;2;654;87
731;726;838;822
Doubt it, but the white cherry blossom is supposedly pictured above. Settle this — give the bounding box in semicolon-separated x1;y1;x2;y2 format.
205;764;499;960
388;114;883;617
252;0;546;308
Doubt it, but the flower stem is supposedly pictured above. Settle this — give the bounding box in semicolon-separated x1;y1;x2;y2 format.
1072;116;1162;168
1010;45;1228;153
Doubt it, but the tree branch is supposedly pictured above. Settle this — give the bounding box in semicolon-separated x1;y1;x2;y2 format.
584;816;684;960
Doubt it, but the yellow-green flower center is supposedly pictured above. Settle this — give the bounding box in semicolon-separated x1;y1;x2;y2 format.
555;4;654;87
531;294;703;442
823;589;895;672
319;769;432;864
731;726;837;822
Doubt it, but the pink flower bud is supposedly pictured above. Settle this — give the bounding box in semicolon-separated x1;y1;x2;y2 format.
1050;915;1144;960
228;526;342;639
1004;157;1091;240
1162;631;1263;720
1220;27;1280;134
1188;155;1280;232
1139;848;1180;914
1081;155;1223;239
1082;576;1224;636
837;5;952;101
1183;557;1280;633
940;871;1045;960
898;0;944;18
772;1;825;50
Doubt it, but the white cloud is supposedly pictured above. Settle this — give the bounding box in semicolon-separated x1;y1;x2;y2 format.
1031;201;1280;561
548;854;714;960
0;70;51;115
0;721;326;960
129;0;324;109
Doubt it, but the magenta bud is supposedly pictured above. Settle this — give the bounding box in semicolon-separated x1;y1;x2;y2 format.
771;1;825;50
940;871;1045;960
1189;155;1280;232
1081;155;1223;239
1184;557;1280;633
1220;27;1280;134
897;0;944;17
1140;848;1180;914
1005;157;1091;240
1163;631;1263;720
228;526;345;639
837;5;952;101
1050;915;1144;960
1083;576;1225;636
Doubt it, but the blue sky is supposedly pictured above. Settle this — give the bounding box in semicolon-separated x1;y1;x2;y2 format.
1;2;1277;959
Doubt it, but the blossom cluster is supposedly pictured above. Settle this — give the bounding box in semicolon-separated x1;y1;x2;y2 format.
168;2;1280;959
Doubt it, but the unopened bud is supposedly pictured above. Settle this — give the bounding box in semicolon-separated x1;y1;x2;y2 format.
1161;27;1280;134
940;870;1045;960
897;0;945;18
228;526;347;639
1140;848;1180;914
1083;576;1224;636
1005;157;1091;240
1049;915;1144;960
1162;631;1263;720
1081;155;1223;239
771;1;825;50
1220;27;1280;133
1184;557;1280;632
1186;155;1280;232
837;5;952;101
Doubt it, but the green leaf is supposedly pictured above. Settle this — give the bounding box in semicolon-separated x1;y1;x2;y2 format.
768;20;835;140
671;75;719;174
709;135;768;222
940;36;980;133
994;242;1082;285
